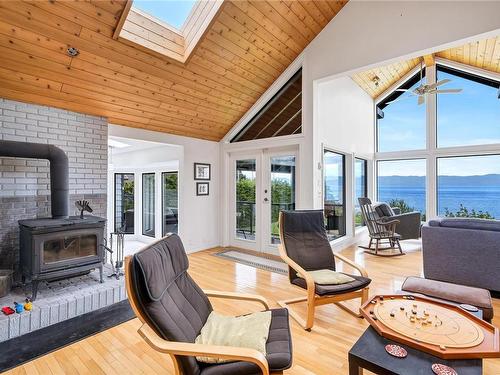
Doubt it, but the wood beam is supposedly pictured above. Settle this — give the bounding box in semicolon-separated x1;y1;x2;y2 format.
423;54;435;67
112;0;132;40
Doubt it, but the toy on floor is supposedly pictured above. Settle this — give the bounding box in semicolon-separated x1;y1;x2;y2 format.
24;298;33;311
1;306;15;315
14;302;24;314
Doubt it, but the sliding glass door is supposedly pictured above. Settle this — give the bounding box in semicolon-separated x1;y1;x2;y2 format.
323;150;346;240
114;173;134;233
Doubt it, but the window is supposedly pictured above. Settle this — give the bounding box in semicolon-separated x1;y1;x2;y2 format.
323;150;346;240
437;65;500;148
354;158;368;227
437;155;500;219
235;159;256;240
162;172;178;236
132;1;196;29
231;70;302;142
114;173;134;233
377;159;426;216
377;72;426;152
142;173;155;237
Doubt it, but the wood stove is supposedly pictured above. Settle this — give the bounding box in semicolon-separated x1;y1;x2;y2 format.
19;216;105;300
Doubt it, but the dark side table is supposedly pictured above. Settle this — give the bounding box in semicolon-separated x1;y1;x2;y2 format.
348;326;482;375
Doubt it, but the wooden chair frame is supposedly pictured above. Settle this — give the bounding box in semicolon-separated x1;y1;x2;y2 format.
277;213;369;331
125;255;282;375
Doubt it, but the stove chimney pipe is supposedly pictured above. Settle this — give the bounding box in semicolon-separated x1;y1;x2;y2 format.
0;140;69;219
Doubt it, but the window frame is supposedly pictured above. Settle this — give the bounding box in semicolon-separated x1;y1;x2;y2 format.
114;173;135;234
375;58;500;220
161;171;179;236
354;157;368;228
323;148;347;240
142;172;156;238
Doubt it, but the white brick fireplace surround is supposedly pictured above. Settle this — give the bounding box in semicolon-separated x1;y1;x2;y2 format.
0;98;108;273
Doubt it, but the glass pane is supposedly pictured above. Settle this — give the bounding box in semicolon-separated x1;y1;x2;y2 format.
43;234;97;264
114;173;134;233
437;155;500;219
354;158;367;227
162;172;178;236
236;159;256;240
377;74;426;152
437;66;500;148
231;70;302;142
142;173;155;237
324;150;346;240
270;156;296;244
377;159;426;218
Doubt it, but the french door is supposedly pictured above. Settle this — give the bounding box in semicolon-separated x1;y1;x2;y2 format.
230;149;297;254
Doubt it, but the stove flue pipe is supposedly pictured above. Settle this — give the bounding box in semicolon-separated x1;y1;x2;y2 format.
0;140;69;219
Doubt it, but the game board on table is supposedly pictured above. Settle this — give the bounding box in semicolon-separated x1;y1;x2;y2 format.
360;294;500;359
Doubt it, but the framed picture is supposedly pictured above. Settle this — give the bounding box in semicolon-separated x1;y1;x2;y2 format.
196;182;209;196
194;163;211;180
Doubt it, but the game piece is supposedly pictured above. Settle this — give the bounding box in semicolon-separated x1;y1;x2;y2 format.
439;345;446;351
370;310;374;315
400;306;405;311
390;297;394;300
380;296;384;301
460;304;479;312
385;344;407;358
390;312;395;317
412;309;417;315
371;300;376;304
432;364;457;375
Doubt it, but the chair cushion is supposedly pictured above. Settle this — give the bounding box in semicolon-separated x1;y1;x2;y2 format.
195;311;272;364
199;308;293;375
430;217;500;232
292;273;371;296
304;269;355;285
402;276;493;322
374;203;395;217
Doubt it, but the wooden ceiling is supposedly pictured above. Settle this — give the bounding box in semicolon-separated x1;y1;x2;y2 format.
353;36;500;99
0;0;347;141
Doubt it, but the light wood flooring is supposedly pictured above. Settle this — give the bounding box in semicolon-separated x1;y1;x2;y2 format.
5;240;500;374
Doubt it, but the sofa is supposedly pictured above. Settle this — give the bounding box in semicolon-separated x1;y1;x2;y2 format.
374;203;421;240
422;218;500;293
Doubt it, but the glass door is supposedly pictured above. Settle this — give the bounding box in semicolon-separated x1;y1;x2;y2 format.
323;150;346;240
229;149;297;254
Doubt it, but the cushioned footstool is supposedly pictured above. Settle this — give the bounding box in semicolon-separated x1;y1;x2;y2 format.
401;276;494;322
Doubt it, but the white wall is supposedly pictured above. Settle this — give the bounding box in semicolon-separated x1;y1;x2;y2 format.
109;125;220;252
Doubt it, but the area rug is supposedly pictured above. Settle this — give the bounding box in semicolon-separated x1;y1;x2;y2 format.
214;248;288;275
0;299;135;372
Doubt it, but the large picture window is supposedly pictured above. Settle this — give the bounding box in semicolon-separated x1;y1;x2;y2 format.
437;155;500;219
377;159;426;216
114;173;135;233
377;72;426;152
323;150;346;240
162;172;178;236
142;173;155;237
354;158;368;227
437;65;500;148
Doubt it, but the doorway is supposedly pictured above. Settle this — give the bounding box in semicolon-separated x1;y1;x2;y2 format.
230;148;297;254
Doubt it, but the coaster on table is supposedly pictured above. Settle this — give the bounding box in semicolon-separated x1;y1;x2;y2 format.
460;304;479;312
432;363;458;375
385;344;407;358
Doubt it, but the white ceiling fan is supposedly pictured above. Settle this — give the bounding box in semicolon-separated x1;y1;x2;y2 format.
386;61;462;105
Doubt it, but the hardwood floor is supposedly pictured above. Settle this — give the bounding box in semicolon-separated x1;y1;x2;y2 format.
5;240;500;374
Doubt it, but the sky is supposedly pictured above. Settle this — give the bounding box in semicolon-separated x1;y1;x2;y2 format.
133;0;196;29
378;68;500;176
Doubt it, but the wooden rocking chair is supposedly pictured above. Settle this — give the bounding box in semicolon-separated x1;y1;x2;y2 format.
358;197;405;257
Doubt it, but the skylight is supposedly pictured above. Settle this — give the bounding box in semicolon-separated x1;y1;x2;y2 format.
132;0;197;30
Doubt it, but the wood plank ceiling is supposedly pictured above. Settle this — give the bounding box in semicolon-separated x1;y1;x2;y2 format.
352;36;500;99
0;0;347;141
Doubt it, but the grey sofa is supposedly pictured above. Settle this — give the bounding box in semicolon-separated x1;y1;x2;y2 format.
374;203;421;240
422;218;500;293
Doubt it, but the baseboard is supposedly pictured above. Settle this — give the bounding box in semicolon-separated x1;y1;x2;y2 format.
0;299;135;372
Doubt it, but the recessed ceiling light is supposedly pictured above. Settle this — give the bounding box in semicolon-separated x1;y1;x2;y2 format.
108;139;130;149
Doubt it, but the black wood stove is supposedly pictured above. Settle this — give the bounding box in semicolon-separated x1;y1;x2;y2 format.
0;140;106;300
19;216;105;300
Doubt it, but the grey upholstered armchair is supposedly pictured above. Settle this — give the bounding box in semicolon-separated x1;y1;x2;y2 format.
373;202;421;240
125;234;293;375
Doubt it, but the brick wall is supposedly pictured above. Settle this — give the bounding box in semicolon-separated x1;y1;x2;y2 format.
0;98;108;272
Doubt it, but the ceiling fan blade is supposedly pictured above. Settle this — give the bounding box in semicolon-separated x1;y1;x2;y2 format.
418;95;425;105
434;88;462;94
394;89;410;92
428;79;451;90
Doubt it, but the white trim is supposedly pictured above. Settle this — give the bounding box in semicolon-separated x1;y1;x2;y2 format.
435;57;500;82
222;53;305;143
375;64;422;104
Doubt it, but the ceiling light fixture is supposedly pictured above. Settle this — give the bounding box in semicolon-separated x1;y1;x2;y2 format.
67;47;79;57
